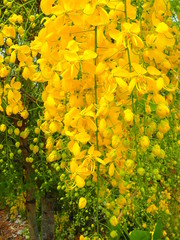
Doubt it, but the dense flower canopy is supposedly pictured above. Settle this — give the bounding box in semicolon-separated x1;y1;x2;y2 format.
0;0;179;239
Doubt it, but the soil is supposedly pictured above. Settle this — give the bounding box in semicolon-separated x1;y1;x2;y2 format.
0;209;27;240
0;209;81;240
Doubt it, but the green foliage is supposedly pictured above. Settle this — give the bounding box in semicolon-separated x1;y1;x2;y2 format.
130;230;151;240
153;220;163;240
129;221;163;240
169;0;180;15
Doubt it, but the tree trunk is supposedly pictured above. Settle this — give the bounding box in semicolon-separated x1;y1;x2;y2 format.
41;193;55;240
26;189;39;240
18;119;39;240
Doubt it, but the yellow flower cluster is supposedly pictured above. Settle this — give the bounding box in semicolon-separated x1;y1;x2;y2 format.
0;0;179;236
24;0;177;190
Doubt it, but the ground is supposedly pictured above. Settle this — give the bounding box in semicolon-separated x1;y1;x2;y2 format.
0;209;26;240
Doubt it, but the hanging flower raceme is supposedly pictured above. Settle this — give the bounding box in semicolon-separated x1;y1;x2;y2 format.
3;77;25;116
12;0;179;237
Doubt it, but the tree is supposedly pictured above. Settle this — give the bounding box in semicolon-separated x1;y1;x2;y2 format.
0;1;56;239
0;0;179;239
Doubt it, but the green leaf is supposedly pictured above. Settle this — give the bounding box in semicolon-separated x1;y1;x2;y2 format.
149;100;156;112
123;222;129;237
130;230;151;240
153;220;163;240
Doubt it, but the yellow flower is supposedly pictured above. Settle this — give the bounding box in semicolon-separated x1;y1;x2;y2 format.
46;137;54;151
20;128;30;139
146;204;158;214
156;103;169;118
99;118;106;133
17;120;22;127
33;145;39;154
46;95;56;107
75;175;85;188
162;231;167;237
156;131;164;140
9;14;18;23
75;132;90;144
20;109;29;119
6;105;12;116
125;159;134;169
2;25;16;39
152;144;161;157
22;67;30;80
140;136;150;148
142;223;147;228
72;142;81;157
9;50;16;63
137;167;145;176
124;109;133;124
158;119;170;134
0;124;7;132
6;38;12;46
14;128;20;136
110;230;118;238
34;127;40;134
117;196;126;209
29;15;35;22
117;22;144;49
112;135;121;148
0;33;4;46
17;15;23;24
109;163;115;177
78;197;87;209
145;104;151;114
49;121;60;133
0;66;9;77
110;215;118;226
79;236;85;240
40;0;55;15
47;150;60;162
156;22;169;34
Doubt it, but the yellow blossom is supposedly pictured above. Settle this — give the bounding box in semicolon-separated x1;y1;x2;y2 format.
75;175;85;188
78;197;87;209
110;215;118;226
140;136;150;148
156;103;169;118
124;109;133;124
146;204;158;214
